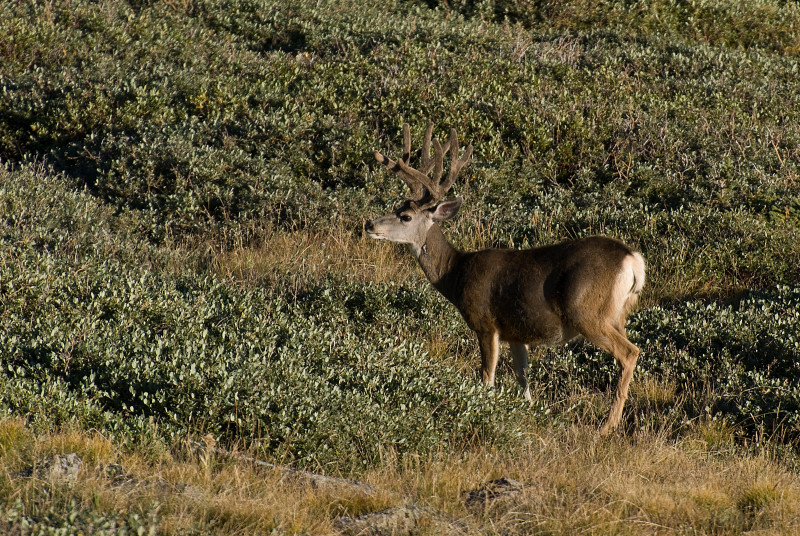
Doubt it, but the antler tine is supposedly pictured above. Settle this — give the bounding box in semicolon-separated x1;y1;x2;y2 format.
418;122;434;173
402;123;411;165
419;121;452;175
441;128;473;195
396;155;438;198
375;124;435;204
374;148;427;202
431;138;444;184
374;122;470;211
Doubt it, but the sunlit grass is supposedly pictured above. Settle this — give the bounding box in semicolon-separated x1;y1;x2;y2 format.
5;419;800;534
208;226;417;290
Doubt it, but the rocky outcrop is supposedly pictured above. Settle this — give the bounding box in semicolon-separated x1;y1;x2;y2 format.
32;453;83;482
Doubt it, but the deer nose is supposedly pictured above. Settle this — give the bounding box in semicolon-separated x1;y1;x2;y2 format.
364;220;374;233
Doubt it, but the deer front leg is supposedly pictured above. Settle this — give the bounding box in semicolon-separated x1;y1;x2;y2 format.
509;342;532;402
477;331;499;387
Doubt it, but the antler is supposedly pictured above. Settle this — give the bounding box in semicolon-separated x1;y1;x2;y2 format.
374;121;473;210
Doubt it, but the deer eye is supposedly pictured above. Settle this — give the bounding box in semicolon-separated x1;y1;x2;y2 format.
399;214;412;223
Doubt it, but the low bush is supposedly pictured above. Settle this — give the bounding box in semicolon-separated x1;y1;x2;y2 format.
1;0;799;474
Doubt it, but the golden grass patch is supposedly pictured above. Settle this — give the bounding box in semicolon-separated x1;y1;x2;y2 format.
3;401;800;535
209;226;417;288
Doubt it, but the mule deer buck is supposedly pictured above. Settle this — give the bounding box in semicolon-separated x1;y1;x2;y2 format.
364;122;646;434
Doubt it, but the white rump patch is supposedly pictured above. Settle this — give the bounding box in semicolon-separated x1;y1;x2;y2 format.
612;252;646;316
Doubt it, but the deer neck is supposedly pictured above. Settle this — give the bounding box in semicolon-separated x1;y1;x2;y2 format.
408;224;463;300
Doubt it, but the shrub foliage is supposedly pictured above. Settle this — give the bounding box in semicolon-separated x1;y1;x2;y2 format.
1;0;800;470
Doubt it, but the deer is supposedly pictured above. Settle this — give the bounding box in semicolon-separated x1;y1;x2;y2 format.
364;122;646;435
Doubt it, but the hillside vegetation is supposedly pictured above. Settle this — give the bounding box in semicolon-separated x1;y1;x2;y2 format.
1;0;800;533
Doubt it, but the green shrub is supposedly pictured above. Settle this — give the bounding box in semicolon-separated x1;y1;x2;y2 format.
1;0;800;469
0;165;538;469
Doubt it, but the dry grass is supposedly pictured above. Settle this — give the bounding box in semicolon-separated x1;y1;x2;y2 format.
0;420;394;534
3;419;800;535
206;225;418;291
362;426;800;535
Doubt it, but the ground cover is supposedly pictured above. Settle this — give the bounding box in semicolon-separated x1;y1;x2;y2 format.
1;0;799;533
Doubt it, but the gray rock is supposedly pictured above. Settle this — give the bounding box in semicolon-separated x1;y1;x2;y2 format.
463;477;527;512
101;463;140;490
37;453;83;482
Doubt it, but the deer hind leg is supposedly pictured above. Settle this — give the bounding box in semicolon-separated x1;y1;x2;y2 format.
579;322;640;435
477;331;500;387
509;342;532;402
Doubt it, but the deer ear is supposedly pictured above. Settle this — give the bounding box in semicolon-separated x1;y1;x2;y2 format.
431;197;463;221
